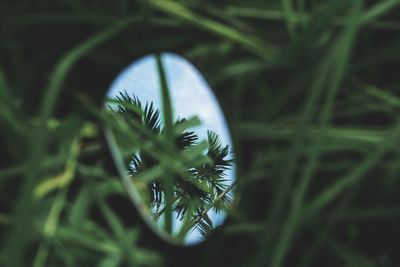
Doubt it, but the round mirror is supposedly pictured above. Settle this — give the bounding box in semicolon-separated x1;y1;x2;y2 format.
104;53;236;245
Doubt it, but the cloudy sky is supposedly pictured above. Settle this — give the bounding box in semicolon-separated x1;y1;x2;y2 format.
107;53;235;244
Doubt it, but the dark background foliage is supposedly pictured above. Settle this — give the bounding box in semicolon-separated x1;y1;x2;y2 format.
1;0;400;267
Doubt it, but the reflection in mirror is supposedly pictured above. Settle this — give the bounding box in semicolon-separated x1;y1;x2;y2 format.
104;53;236;245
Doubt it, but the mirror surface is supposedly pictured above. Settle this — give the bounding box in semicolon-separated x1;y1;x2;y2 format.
104;53;236;245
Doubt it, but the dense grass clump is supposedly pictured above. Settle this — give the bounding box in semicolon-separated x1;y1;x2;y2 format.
1;1;400;267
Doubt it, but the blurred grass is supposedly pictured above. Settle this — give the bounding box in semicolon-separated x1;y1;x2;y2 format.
1;0;400;266
155;54;174;234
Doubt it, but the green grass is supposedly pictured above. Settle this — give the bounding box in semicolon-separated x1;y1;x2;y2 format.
1;0;400;266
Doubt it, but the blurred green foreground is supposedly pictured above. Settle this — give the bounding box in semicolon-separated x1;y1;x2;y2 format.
1;0;400;267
